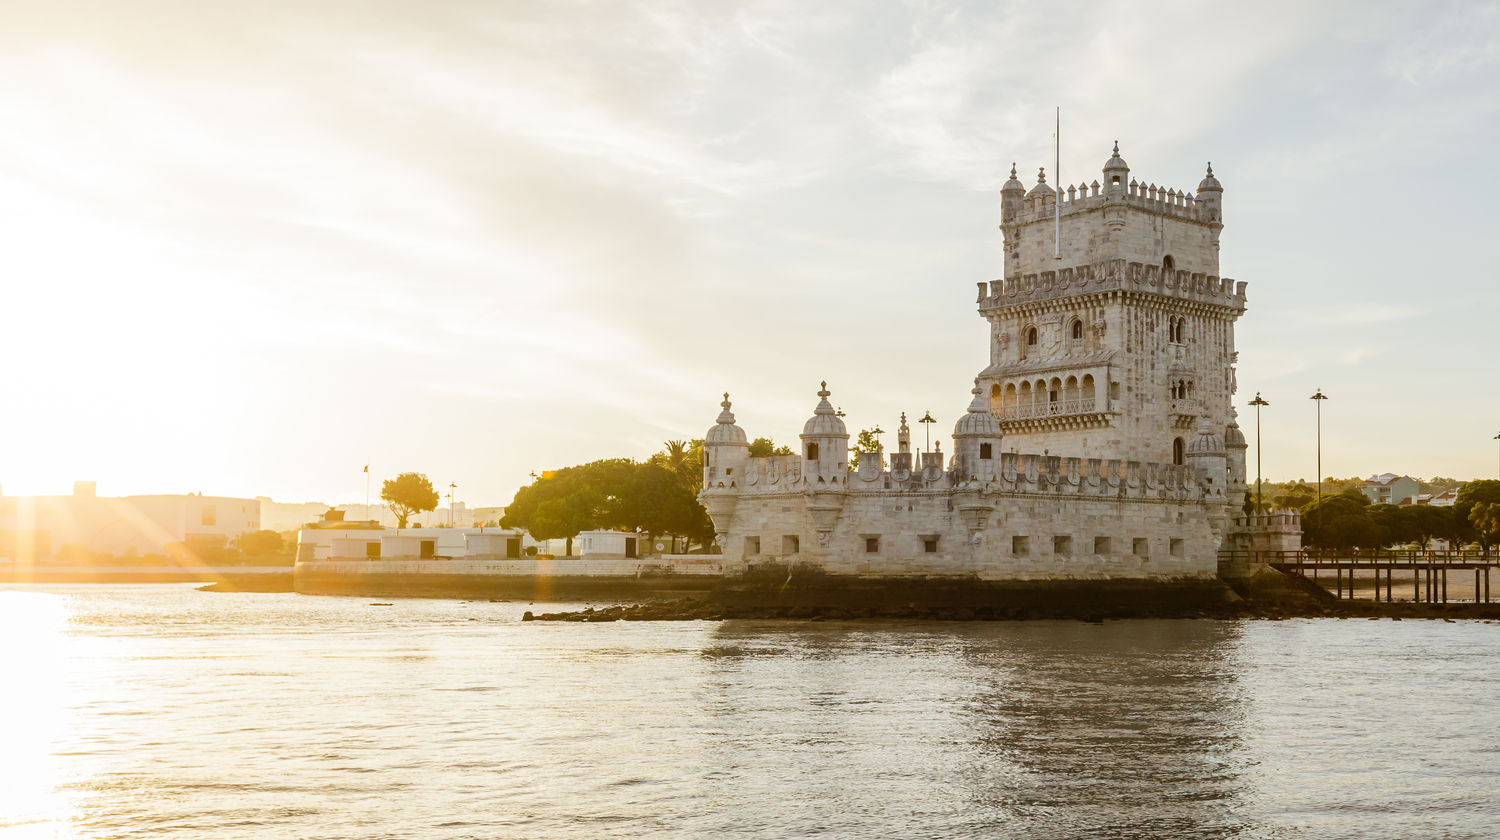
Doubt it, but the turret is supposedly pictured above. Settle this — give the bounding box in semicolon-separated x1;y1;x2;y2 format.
799;382;849;482
703;393;748;489
1102;140;1130;199
1196;162;1223;223
952;380;1002;480
1184;418;1227;499
1026;166;1055;211
1223;409;1249;509
1000;163;1026;223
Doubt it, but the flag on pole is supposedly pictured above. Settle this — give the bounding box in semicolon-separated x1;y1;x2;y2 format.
363;465;369;473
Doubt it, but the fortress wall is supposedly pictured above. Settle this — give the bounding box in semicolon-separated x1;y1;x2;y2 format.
723;489;1218;581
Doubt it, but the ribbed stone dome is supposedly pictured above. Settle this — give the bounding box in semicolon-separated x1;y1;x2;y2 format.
1197;162;1223;193
1001;162;1025;194
953;382;1001;437
801;382;848;438
705;393;747;445
1187;418;1225;455
1103;140;1129;174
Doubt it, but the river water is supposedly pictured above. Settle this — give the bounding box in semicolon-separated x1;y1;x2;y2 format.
2;584;1498;839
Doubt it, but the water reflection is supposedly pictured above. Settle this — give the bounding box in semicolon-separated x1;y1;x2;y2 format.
0;591;78;839
699;620;1252;839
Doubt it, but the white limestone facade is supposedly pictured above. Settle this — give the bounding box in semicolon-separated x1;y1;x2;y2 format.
699;142;1292;583
981;146;1244;465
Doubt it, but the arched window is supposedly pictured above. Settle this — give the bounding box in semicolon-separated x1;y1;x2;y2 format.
1070;318;1083;341
1172;437;1185;465
1162;254;1175;273
1021;325;1038;359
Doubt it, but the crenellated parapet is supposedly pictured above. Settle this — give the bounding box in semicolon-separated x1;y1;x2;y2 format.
719;449;1208;503
1007;178;1214;227
976;259;1247;312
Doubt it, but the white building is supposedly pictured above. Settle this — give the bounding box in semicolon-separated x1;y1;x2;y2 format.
0;482;260;561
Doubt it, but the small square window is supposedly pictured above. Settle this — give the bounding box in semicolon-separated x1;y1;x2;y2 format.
744;536;760;555
1094;536;1111;555
1133;538;1149;557
865;537;880;553
365;542;381;559
1053;535;1072;556
782;535;800;554
979;443;993;460
1012;535;1030;556
923;538;938;553
725;468;733;476
1170;538;1185;558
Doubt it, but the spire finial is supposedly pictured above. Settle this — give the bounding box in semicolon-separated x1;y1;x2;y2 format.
1112;140;1119;155
1037;166;1046;184
721;392;732;411
818;380;829;398
1206;161;1214;176
1009;162;1018;178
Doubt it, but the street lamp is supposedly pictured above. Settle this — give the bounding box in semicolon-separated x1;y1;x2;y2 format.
918;411;936;453
1494;431;1499;479
1249;392;1270;512
448;481;457;527
1311;389;1328;507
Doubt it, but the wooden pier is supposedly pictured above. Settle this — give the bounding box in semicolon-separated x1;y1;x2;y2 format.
1221;550;1496;604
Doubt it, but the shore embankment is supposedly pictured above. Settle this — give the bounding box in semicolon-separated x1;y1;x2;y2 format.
2;564;292;591
522;568;1500;622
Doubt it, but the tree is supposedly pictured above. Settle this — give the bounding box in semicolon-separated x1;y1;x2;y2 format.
849;428;882;469
501;459;716;553
649;439;703;492
1454;480;1500;540
1470;503;1500;555
748;437;794;458
1366;504;1414;547
381;472;439;528
236;530;284;556
1405;504;1454;549
1302;494;1380;551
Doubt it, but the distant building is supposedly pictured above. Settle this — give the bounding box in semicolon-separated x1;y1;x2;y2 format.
1359;474;1420;506
257;498;335;532
0;483;259;561
1428;488;1458;507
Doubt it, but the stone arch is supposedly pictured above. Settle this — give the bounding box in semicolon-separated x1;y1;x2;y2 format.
1021;325;1039;359
1070;317;1084;341
1173;437;1185;465
1082;374;1096;409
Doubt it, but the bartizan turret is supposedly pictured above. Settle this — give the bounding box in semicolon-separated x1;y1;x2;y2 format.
700;393;748;549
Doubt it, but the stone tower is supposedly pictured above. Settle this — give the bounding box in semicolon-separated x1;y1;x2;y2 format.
977;145;1246;467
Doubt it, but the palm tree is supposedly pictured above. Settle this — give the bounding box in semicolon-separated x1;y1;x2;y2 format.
651;439;702;491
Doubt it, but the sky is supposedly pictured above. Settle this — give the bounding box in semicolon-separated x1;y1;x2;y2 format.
0;0;1496;505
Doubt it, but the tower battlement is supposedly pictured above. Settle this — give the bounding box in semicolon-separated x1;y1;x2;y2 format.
976;259;1247;310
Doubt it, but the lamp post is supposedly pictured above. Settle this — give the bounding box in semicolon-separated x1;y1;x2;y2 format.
1249;392;1269;512
919;411;936;453
448;482;457;527
1311;389;1328;507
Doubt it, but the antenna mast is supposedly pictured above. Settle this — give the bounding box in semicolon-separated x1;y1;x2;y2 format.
1054;106;1061;261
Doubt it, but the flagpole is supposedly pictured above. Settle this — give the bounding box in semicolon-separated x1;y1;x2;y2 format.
364;460;371;522
1054;105;1061;262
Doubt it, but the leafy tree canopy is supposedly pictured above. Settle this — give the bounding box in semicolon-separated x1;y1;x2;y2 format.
748;437;794;458
501;459;713;548
1454;480;1500;530
381;472;439;528
1302;494;1380;550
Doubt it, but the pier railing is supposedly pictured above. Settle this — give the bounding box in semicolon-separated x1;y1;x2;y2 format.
1219;549;1496;604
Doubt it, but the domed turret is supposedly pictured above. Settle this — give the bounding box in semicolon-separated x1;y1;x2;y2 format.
1001;162;1026;223
1223;409;1248;490
1196;162;1223;222
706;393;747;445
799;381;850;480
703;393;748;489
1184;418;1227;498
1102;140;1130;197
952;380;1002;479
